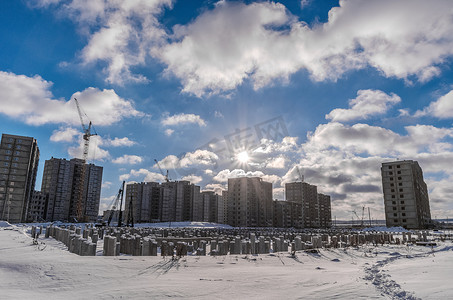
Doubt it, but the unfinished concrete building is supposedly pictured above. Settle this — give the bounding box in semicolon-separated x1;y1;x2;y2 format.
381;160;432;229
318;193;332;228
227;177;273;227
41;157;103;222
286;181;319;228
0;134;39;223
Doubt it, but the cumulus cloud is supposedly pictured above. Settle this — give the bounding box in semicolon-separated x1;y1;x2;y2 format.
213;169;265;183
32;0;174;84
415;90;453;119
156;0;453;96
0;71;143;126
112;155;143;165
164;129;174;136
50;127;79;142
68;135;110;161
156;150;218;169
161;113;206;127
119;169;165;182
326;89;401;122
181;174;203;184
106;137;136;147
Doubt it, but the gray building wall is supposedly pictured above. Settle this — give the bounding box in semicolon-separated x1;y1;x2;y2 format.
41;158;102;222
0;134;39;223
381;160;431;229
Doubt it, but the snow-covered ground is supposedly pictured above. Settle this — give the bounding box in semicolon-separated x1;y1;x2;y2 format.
1;222;452;299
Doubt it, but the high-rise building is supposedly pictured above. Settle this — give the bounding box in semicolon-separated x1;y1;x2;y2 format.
0;134;39;223
227;177;273;227
124;180;202;223
125;182;161;223
286;181;319;228
41;157;103;222
200;191;224;223
318;193;332;228
273;200;303;228
28;191;48;222
381;160;431;229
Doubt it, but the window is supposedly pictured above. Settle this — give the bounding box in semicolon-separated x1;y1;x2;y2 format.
397;165;400;168
392;201;396;204
402;213;406;216
391;189;395;192
394;219;398;223
7;144;12;148
388;166;393;169
390;183;394;187
401;206;405;210
390;177;394;181
400;194;404;198
5;150;11;154
399;183;402;186
398;176;402;180
393;207;397;210
13;157;19;161
393;213;397;217
389;172;393;175
17;139;22;143
399;188;403;192
397;171;401;174
15;151;20;155
4;156;10;160
16;145;21;150
3;162;9;167
401;201;405;204
392;195;395;198
402;219;406;223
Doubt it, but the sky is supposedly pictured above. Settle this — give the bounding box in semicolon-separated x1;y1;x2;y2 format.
1;0;453;221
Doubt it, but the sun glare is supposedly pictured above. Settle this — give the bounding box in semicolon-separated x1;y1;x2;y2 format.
237;151;249;163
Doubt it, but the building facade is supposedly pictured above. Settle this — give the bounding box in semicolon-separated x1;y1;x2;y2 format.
317;193;332;228
41;157;103;222
28;191;48;222
124;181;205;223
227;177;273;227
273;200;303;228
0;134;39;223
286;181;319;228
381;160;431;229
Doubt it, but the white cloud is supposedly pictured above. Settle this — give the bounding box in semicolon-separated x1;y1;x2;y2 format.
213;169;265;183
155;0;453;96
112;155;143;165
34;0;174;84
161;113;206;127
50;127;79;142
68;135;110;161
164;129;174;136
415;90;453;119
326;89;401;122
0;71;143;126
266;156;287;169
106;137;136;147
181;174;203;184
156;150;218;169
203;183;226;194
119;168;165;182
102;181;112;189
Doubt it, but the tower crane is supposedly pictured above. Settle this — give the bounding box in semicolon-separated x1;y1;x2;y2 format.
73;98;97;222
106;181;125;227
154;159;170;182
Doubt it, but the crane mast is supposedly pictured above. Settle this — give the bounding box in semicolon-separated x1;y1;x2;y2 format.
154;159;170;182
73;98;97;222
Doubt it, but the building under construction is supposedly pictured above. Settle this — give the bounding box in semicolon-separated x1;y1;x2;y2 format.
40;157;103;222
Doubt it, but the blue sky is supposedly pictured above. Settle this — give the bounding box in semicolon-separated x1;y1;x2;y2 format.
1;0;453;220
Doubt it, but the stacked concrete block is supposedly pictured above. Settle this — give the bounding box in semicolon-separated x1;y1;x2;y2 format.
103;235;117;256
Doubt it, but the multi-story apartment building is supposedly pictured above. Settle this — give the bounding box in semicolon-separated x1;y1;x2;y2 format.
0;134;39;223
124;181;203;223
28;191;48;222
273;200;303;228
200;191;224;223
381;160;432;229
317;193;332;228
227;177;273;227
286;181;319;228
41;157;103;222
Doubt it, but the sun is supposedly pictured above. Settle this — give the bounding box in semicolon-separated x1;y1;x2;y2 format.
237;151;249;163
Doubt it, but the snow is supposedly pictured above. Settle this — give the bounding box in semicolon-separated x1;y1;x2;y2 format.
1;225;452;299
0;220;12;228
361;226;410;233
